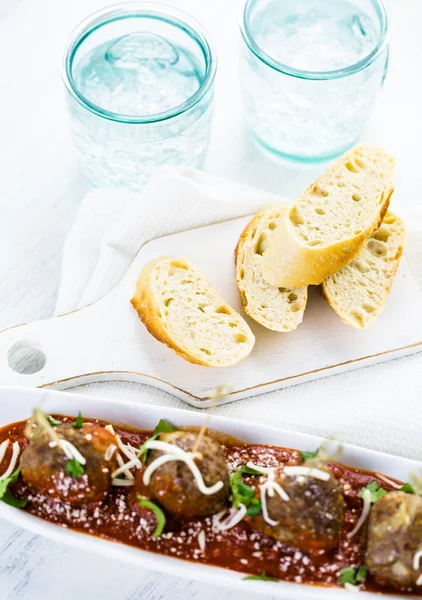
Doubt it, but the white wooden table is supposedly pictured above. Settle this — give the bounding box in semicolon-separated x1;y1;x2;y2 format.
1;1;422;599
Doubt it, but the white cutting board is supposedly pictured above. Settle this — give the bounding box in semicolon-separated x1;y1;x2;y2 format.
0;216;421;407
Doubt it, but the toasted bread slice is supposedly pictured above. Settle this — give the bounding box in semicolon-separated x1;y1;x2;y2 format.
235;207;308;331
131;257;255;367
322;212;406;328
262;145;395;287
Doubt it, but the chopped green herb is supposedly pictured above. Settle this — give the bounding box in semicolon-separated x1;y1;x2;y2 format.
0;467;27;508
243;571;278;582
355;565;368;583
229;466;262;514
153;419;175;435
239;465;263;476
230;471;254;508
48;416;61;426
246;498;262;517
300;447;321;462
339;567;357;586
137;419;176;462
73;412;83;429
359;481;387;503
137;494;166;537
400;483;415;494
65;458;85;478
339;565;367;587
138;434;158;461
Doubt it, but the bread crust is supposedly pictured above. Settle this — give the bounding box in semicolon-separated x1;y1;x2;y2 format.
235;207;308;331
131;257;255;367
131;258;205;366
262;145;395;287
321;211;406;328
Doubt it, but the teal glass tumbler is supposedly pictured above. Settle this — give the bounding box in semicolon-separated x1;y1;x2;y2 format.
62;3;217;190
240;0;390;163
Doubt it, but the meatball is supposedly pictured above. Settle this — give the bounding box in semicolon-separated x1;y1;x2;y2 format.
249;465;344;552
138;431;229;518
366;491;422;589
21;423;118;504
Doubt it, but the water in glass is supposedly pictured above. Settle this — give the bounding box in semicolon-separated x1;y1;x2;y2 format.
241;0;387;161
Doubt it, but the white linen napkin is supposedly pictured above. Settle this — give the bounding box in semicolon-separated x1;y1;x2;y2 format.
57;167;422;462
55;167;283;315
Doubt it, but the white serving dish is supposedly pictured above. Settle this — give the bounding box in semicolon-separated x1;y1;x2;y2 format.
0;217;421;407
0;386;420;599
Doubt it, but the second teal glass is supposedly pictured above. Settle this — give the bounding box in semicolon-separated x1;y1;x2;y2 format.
240;0;390;163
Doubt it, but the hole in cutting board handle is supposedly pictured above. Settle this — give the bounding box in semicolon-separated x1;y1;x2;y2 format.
7;340;47;375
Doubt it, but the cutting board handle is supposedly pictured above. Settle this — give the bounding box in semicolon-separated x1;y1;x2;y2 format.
0;297;122;388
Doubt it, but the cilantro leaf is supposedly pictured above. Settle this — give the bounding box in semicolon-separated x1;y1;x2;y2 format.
246;498;262;517
230;471;255;508
339;567;357;586
355;565;368;584
137;494;166;537
0;467;27;508
48;416;61;426
65;458;85;478
300;447;321;462
229;466;262;513
138;419;176;462
339;565;367;587
400;483;415;494
73;412;83;429
138;433;159;461
153;419;175;435
240;465;263;476
359;481;387;503
243;571;278;582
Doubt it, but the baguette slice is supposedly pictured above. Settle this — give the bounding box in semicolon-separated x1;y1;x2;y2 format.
262;144;395;287
322;212;406;328
131;257;255;367
235;207;308;331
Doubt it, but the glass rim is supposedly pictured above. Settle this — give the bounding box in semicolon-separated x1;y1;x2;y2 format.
240;0;390;81
61;1;217;124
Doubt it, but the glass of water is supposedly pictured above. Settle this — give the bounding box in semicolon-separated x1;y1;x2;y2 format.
240;0;390;163
62;3;217;190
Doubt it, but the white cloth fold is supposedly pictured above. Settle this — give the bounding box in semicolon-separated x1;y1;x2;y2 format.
55;167;283;315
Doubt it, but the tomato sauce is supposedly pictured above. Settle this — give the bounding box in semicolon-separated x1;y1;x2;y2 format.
0;416;419;596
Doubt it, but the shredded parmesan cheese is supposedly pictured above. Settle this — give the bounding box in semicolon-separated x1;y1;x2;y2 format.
105;443;117;461
213;504;247;531
111;478;135;487
413;549;422;571
0;439;10;466
344;583;361;593
246;462;277;474
0;442;20;480
116;453;134;480
197;530;206;552
142;440;224;496
105;425;142;478
284;466;330;481
347;489;372;539
112;457;142;479
260;483;279;526
259;469;289;526
115;436;141;467
375;473;402;490
49;439;86;465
